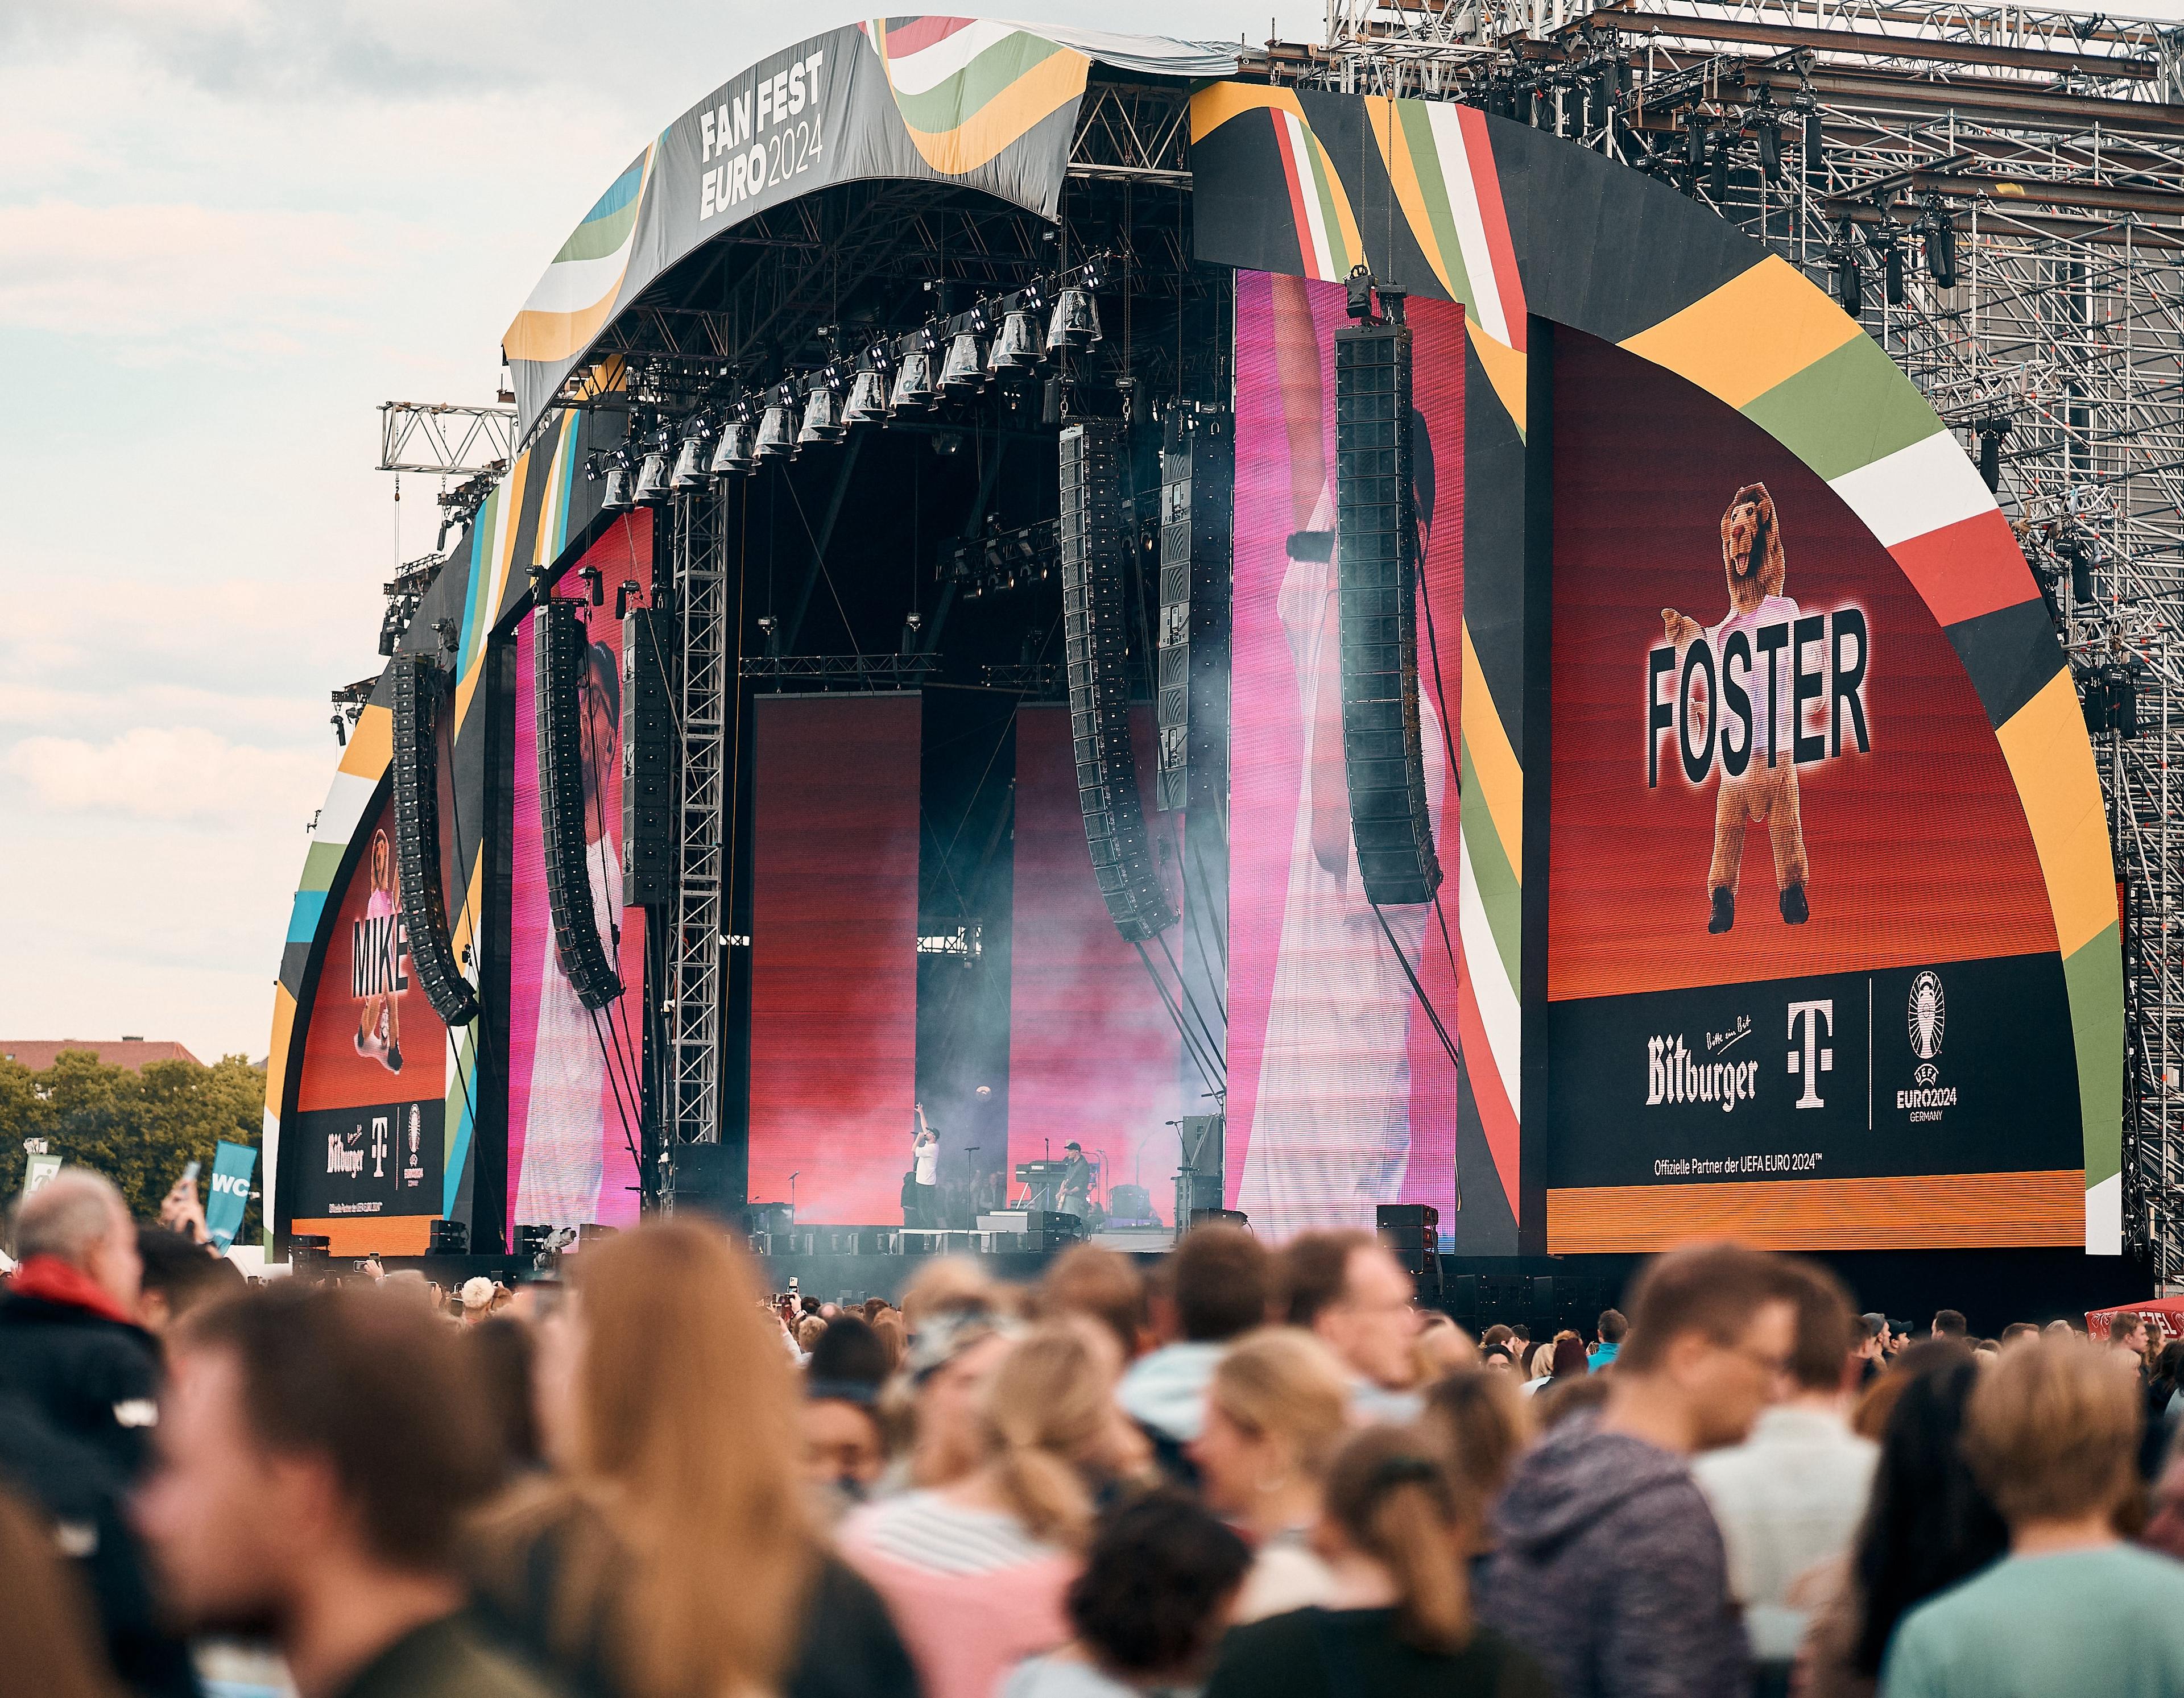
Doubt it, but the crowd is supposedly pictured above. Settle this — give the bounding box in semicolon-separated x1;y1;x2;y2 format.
6;1168;2184;1698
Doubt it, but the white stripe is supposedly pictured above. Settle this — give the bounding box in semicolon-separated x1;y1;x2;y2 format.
880;19;1025;96
2086;1170;2121;1256
1283;113;1337;281
1457;831;1522;1118
1426;103;1508;347
316;768;379;850
518;247;631;318
1826;428;1993;550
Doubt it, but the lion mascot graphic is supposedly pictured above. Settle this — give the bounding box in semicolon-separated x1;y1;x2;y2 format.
1661;483;1811;935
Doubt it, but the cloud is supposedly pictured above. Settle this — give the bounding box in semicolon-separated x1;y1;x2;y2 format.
7;727;326;826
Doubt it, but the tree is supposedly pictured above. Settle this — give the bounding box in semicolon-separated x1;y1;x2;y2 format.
1;1051;266;1249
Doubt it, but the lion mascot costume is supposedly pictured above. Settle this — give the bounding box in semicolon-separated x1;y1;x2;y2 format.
1661;482;1811;935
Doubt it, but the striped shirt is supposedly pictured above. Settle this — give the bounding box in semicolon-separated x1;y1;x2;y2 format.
842;1490;1058;1576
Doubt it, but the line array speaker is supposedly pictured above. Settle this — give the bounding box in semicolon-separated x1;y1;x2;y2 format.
389;655;479;1026
1154;410;1233;811
535;598;624;1009
620;608;676;906
1335;320;1442;905
1060;421;1176;941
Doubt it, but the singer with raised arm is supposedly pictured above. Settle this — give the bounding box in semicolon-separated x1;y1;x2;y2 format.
907;1102;940;1229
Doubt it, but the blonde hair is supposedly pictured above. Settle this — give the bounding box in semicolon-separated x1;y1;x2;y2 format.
1207;1328;1352;1478
1964;1337;2142;1526
901;1254;1002;1327
564;1222;813;1697
1528;1342;1556;1380
981;1322;1110;1548
1421;1366;1534;1507
1322;1427;1474;1654
797;1315;827;1353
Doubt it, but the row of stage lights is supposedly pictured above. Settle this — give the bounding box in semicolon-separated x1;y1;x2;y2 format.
584;257;1111;511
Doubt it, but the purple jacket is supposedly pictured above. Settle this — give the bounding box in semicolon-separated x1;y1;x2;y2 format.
1477;1414;1748;1698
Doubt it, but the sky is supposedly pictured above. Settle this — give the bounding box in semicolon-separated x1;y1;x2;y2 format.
0;2;1289;1065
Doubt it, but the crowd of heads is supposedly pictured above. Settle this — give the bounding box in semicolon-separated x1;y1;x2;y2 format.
7;1168;2184;1698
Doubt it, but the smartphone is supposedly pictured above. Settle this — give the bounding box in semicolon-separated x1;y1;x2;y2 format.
787;1275;800;1296
180;1161;201;1186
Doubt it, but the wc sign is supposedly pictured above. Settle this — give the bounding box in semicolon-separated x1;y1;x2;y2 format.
206;1141;258;1254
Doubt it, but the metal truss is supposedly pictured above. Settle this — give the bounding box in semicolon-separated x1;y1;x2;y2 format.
1300;0;2184;1276
378;401;517;475
739;652;941;688
667;490;729;1179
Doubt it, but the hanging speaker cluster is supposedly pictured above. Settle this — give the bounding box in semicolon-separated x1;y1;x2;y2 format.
621;607;676;907
1060;421;1176;942
535;598;624;1009
390;654;479;1027
1154;407;1232;813
1334;312;1443;906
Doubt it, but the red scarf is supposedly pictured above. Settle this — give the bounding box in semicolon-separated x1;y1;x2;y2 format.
7;1255;138;1326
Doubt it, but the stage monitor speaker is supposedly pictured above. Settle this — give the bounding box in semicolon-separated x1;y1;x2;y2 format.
671;1141;731;1220
1334;320;1442;906
1450;1273;1480;1322
535;598;624;1009
1154;411;1232;812
1376;1203;1442;1298
390;655;481;1026
1060;422;1177;942
620;607;676;907
1188;1206;1250;1231
427;1218;469;1255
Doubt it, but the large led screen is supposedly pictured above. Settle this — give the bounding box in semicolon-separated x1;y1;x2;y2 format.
1008;705;1187;1216
506;517;650;1237
289;788;450;1254
1544;329;2081;1249
1227;271;1465;1237
746;694;922;1225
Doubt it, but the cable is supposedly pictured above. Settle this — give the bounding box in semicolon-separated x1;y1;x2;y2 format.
1134;939;1226;1098
1156;927;1226;1074
783;475;861;655
1371;901;1461;1075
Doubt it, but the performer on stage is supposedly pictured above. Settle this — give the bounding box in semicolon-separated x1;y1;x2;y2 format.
1058;1141;1093;1220
908;1103;940;1228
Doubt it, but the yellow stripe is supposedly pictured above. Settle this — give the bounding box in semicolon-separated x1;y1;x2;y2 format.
262;984;297;1132
1618;256;1862;412
504;291;624;365
1189;82;1306;140
901;48;1089;175
1470;328;1527;438
1996;669;2118;959
339;703;392;780
1369;100;1454;298
1461;621;1522;875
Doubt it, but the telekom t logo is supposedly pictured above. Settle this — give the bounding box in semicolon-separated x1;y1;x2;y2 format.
1786;1000;1834;1110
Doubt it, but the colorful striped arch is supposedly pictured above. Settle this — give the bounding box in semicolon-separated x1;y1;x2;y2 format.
1190;85;2121;1252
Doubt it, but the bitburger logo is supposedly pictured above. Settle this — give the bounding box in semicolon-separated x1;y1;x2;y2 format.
1646;1034;1759;1113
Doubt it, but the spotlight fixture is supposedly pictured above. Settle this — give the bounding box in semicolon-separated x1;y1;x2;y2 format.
632;438;673;506
613;578;640;619
579;564;604;607
754;387;799;462
799;378;846;445
669;423;710;490
1973;415;2012;493
940;329;986;392
1753;115;1781;183
709;415;756;478
843;365;891;424
1345;263;1377;322
1802;104;1826;183
1833;222;1863;318
1708;129;1729;201
891;349;938;411
1881;234;1907;307
1924;201;1958;289
330;711;348;748
1046;287;1100;352
1000;305;1048;373
601;457;636;513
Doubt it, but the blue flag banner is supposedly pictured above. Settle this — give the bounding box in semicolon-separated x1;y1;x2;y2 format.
206;1141;257;1253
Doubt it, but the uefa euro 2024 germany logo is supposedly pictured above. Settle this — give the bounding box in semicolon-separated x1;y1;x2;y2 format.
1901;971;1956;1117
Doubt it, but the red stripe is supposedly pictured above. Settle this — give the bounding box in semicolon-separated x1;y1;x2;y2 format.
876;15;978;56
1455;942;1522;1221
1457;106;1528;353
1269;112;1317;279
1892;508;2041;629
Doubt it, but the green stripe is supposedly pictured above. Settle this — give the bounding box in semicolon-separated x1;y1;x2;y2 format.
551;194;638;266
1399;102;1473;309
300;839;346;893
1301;131;1350;274
1459;733;1522;991
2066;922;2125;1188
1739;333;1943;483
888;33;1067;135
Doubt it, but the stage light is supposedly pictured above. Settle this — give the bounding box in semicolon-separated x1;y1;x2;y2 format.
2070;542;2097;605
994;307;1043;371
1046;287;1100;353
842;366;891;424
1802;106;1826;184
1883;238;1907;307
940;329;986;392
754;389;798;462
330;711;347;748
1755;118;1781;183
579;564;604;607
1833;222;1863;318
709;416;755;478
1925;205;1958;289
613;578;639;619
1974;416;2011;492
799;382;846;445
1345;264;1377;322
1685;115;1706;171
892;350;938;411
633;444;672;506
1709;131;1728;201
669;423;710;490
601;459;636;512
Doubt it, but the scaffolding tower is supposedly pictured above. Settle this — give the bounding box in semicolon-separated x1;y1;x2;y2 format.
1289;0;2184;1276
